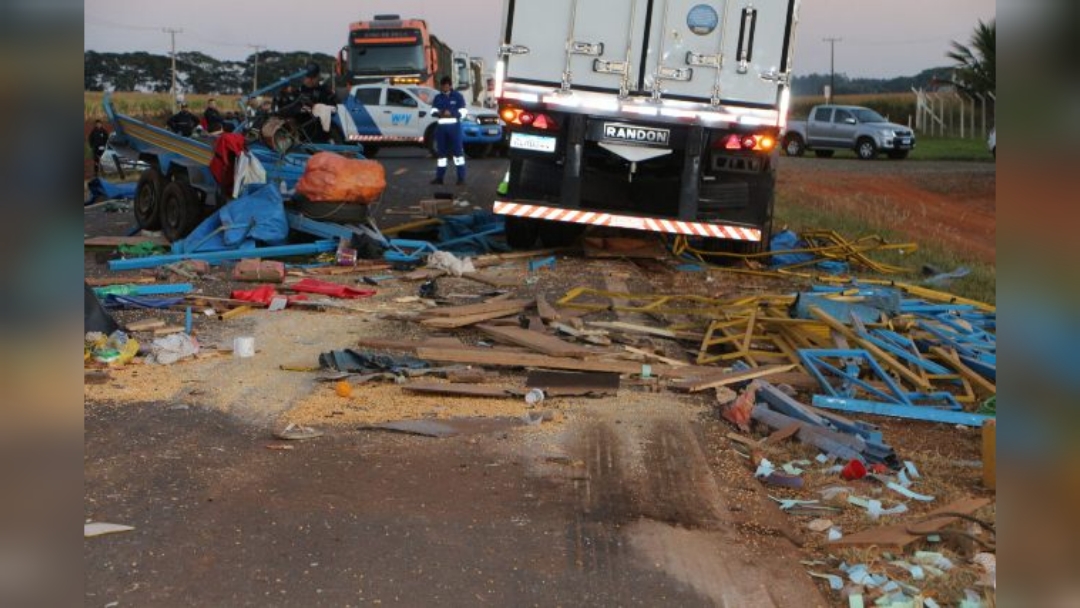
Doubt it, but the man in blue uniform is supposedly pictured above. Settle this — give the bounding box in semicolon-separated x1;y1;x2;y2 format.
431;76;467;186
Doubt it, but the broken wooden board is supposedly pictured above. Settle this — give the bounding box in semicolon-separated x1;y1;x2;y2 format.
402;383;522;398
472;248;562;269
829;497;992;550
477;325;596;359
461;270;520;288
152;326;186;336
84;235;169;248
525;370;620;396
422;309;524;329
421;299;532;318
416;346;714;379
765;423;803;446
670;364;798;393
536;296;559;323
85;276;157;287
125;318;166;332
587;321;704;341
622;345;689;367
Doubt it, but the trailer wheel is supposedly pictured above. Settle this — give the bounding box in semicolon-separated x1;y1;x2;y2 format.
134;167;165;230
464;143;492;159
783;134;806;157
160;180;202;242
505;216;540;249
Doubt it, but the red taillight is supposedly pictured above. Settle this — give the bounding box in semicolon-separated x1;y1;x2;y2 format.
498;106;558;131
533;114;556;130
715;133;777;152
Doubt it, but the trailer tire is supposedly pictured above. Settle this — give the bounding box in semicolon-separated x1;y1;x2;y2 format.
505;216;540;249
134;167;165;230
160;180;202;242
783;134;806;157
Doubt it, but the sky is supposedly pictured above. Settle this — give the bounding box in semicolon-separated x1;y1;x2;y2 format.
84;0;995;79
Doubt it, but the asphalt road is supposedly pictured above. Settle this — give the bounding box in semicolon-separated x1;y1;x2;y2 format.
365;148;509;227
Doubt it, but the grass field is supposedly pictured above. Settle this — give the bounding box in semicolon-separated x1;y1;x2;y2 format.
85;92;243;120
773;192;996;305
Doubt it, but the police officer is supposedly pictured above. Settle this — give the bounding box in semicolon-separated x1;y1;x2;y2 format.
431;76;467;186
167;102;200;137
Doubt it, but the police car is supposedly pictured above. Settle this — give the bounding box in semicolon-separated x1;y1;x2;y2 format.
337;83;503;158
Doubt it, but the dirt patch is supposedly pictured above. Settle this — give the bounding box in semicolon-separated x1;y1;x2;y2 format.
778;158;996;265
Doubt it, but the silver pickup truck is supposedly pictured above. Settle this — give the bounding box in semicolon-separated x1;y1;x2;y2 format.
783;104;915;160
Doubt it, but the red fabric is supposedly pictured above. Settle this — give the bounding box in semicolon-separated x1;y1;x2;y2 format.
840;459;867;481
231;285;307;306
289;278;376;299
209;133;248;195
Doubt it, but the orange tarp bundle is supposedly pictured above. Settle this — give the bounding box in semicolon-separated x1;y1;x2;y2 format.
296;152;386;204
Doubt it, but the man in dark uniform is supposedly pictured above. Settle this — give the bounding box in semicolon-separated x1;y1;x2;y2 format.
87;119;109;176
431;76;467;186
297;63;336;143
166;102;200;137
203;98;225;133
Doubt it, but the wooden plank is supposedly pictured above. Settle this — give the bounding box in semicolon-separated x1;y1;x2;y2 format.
422;299;531;318
830;497;992;550
930;346;996;396
152;326;185;336
477;325;596;358
85;276;156;287
421;309;524;329
536;296;559;323
623;345;689;367
526;370;620;396
764;423;802;446
461;270;520;288
415;346;713;378
670;364;798;393
587;321;703;341
402;383;521;398
218;306;254;321
84;235;169;248
472;248;562;268
125;318;166;332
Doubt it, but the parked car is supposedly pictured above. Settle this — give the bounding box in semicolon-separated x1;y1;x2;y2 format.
784;104;915;160
337;83;503;158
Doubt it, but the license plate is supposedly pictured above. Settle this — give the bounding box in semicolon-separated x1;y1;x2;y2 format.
510;132;557;153
485;128;499;136
899;138;912;146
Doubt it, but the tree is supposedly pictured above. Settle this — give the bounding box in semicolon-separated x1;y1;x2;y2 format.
947;19;995;96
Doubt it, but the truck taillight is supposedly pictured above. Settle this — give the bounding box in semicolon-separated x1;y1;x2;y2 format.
716;133;776;152
500;107;559;131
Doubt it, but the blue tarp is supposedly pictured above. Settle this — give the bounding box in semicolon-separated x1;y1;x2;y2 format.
172;184;289;254
85;178;137;205
437;211;508;256
769;229;816;267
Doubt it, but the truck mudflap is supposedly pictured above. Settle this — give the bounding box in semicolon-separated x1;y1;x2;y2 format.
493;201;761;241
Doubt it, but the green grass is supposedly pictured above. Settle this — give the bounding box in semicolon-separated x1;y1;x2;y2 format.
773;192;996;305
909;136;994;162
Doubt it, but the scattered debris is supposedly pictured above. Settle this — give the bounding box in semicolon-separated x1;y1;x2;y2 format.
274;423;324;441
84;522;135;538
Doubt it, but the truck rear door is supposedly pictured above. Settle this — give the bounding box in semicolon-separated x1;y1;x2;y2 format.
502;0;797;108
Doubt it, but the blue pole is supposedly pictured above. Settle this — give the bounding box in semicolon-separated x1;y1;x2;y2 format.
108;240;338;271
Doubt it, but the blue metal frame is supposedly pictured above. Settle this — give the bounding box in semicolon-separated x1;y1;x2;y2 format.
108;241;337;271
812;396;993;427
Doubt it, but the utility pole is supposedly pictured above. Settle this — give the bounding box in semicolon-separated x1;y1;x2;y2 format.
823;37;841;103
247;44;266;93
163;27;183;110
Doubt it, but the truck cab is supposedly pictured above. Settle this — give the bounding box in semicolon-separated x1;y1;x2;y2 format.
338;82;503;157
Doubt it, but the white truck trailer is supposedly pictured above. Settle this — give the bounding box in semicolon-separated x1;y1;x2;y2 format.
493;0;800;250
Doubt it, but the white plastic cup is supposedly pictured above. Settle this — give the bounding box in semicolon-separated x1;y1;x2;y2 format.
233;336;255;358
525;388;545;406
